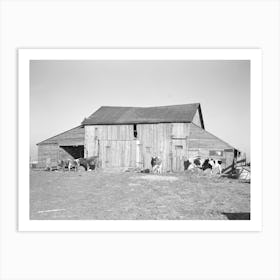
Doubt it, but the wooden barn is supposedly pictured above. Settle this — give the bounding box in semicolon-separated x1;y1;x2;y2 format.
37;126;84;168
81;103;240;172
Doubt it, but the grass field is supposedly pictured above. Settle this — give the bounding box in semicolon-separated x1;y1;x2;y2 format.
30;169;250;220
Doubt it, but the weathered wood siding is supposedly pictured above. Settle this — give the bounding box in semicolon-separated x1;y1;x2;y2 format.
188;123;234;167
192;109;202;128
137;123;171;171
85;123;190;171
37;144;80;168
85;125;136;168
85;122;235;172
37;144;59;168
37;126;85;168
134;123;190;172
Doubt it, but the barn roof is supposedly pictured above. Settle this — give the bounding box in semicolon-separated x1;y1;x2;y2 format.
82;103;203;125
37;125;84;146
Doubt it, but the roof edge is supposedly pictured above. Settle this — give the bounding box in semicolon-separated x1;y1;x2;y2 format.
37;125;83;145
191;123;238;151
83;120;193;125
82;103;202;125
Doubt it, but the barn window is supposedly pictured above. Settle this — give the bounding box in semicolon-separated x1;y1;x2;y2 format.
175;145;183;149
146;147;151;153
133;124;137;138
95;128;98;140
209;150;223;157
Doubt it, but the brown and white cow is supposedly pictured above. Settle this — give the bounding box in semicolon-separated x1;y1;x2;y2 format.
76;156;99;171
58;159;79;171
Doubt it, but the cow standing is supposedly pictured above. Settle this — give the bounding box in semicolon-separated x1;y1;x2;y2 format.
76;156;99;171
58;159;79;171
151;156;163;174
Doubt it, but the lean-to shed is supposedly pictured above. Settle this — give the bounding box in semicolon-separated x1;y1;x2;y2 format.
36;125;84;168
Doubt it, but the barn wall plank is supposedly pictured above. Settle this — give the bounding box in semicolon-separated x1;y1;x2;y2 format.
136;122;189;172
192;109;202;128
37;144;59;168
86;124;136;168
85;122;236;172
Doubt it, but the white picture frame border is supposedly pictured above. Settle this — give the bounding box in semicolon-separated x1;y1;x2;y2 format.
19;48;262;232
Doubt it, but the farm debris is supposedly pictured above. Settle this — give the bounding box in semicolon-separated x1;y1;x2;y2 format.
221;165;251;183
140;169;150;173
236;166;251;180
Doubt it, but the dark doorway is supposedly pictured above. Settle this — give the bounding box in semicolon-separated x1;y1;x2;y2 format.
133;124;137;139
60;145;84;159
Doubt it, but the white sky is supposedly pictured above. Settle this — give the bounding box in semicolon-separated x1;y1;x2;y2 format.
30;60;250;161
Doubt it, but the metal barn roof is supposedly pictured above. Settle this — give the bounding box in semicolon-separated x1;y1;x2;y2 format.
82;103;202;125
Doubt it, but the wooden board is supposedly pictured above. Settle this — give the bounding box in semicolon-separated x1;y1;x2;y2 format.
37;143;59;168
171;139;187;172
100;140;136;168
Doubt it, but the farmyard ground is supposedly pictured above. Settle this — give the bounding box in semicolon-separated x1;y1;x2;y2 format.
30;170;250;220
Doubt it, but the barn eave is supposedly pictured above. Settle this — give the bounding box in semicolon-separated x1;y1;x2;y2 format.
36;125;85;146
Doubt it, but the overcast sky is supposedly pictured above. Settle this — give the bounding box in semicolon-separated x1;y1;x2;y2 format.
30;60;250;161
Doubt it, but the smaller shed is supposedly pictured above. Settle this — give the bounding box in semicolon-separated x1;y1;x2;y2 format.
37;125;84;168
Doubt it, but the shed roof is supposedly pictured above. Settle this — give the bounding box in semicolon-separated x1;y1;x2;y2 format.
37;125;84;146
82;103;202;125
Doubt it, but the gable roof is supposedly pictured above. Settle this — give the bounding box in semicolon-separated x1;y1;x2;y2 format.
37;125;84;146
82;103;204;126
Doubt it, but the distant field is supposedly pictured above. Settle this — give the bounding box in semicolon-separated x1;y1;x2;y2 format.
30;170;250;220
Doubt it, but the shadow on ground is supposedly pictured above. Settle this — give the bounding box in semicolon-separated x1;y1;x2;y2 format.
222;212;250;220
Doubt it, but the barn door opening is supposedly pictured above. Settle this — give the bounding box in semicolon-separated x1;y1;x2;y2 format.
171;139;186;172
174;145;184;172
59;145;84;160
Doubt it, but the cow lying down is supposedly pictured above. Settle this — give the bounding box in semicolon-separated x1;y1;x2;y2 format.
184;158;223;174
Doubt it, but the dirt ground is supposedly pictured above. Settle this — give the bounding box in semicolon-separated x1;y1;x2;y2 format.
30;169;250;220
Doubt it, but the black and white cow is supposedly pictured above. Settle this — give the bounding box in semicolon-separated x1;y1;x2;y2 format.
151;156;163;174
184;157;222;174
209;159;223;174
184;157;203;170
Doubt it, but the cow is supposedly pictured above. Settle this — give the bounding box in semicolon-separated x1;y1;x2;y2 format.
201;158;212;171
76;156;99;171
184;157;203;170
58;159;79;171
184;157;223;174
208;159;223;174
151;156;163;174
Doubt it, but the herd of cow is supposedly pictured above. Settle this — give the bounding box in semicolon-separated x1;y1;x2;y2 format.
184;158;223;174
57;156;99;172
53;155;223;174
150;156;223;174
